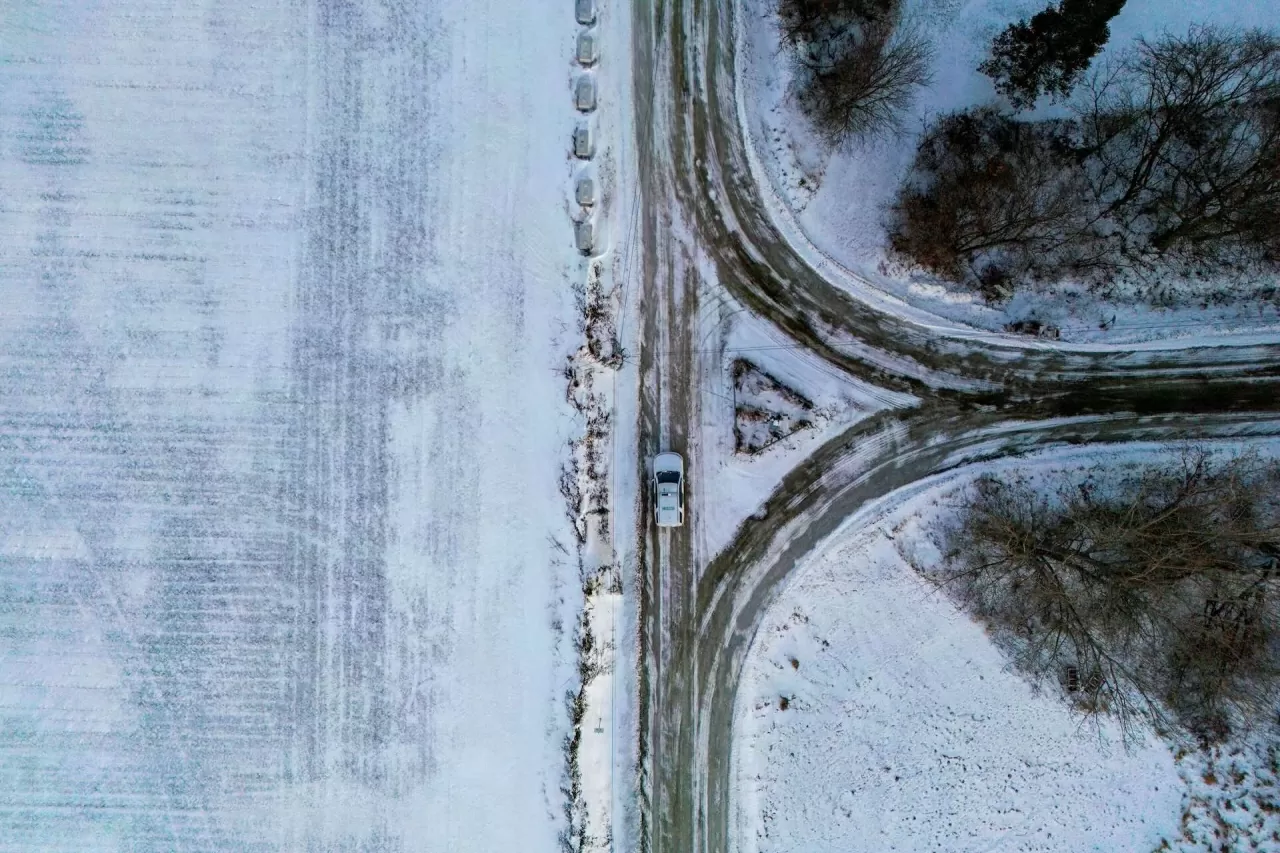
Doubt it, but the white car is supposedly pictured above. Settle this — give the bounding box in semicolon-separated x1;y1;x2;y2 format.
653;452;685;528
576;0;597;25
575;173;596;206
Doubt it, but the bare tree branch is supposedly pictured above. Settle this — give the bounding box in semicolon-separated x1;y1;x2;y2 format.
780;0;932;143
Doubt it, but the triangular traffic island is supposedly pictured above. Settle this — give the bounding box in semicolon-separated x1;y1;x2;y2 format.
731;358;816;455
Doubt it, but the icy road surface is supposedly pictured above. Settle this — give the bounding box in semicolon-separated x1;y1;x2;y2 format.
0;1;579;850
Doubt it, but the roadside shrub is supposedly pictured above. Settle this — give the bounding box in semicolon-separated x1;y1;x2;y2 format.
887;106;1094;284
980;0;1128;109
778;0;932;143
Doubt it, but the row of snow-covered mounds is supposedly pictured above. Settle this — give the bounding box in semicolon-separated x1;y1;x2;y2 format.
573;0;603;256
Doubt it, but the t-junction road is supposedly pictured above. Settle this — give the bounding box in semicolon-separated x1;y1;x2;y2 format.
630;1;1280;853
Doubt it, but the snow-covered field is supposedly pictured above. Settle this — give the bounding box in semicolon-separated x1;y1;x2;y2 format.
0;1;595;850
736;0;1280;344
731;442;1280;853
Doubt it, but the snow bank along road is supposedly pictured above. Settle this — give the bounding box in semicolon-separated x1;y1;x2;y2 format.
0;1;581;851
633;1;1280;853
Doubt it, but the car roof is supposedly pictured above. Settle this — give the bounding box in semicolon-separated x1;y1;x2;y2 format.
654;452;683;474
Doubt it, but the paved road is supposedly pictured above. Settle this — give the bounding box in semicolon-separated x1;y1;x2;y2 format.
631;2;1280;853
688;406;1280;853
632;0;700;849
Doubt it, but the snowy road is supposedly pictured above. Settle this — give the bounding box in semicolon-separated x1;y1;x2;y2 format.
631;1;707;852
668;407;1280;853
1;1;580;851
635;0;1280;852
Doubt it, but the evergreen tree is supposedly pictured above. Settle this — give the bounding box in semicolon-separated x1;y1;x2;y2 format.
979;0;1127;109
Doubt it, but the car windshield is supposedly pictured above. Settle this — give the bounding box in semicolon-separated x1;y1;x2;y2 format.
656;471;680;484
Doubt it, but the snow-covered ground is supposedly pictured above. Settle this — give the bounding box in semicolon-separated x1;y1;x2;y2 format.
1166;735;1280;850
731;441;1280;853
0;1;601;850
736;0;1280;344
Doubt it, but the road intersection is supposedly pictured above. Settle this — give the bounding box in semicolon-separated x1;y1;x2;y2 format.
631;1;1280;852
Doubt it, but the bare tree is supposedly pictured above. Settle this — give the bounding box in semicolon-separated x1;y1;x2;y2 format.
798;17;934;143
779;0;932;143
936;449;1280;742
1079;26;1280;262
773;0;896;64
778;0;896;72
891;26;1280;298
